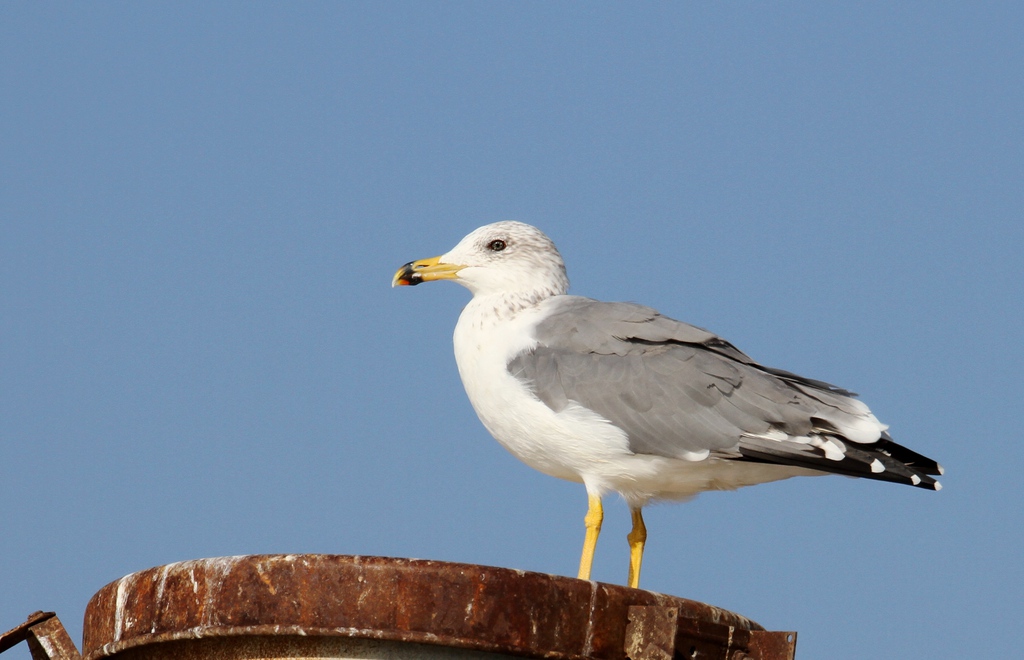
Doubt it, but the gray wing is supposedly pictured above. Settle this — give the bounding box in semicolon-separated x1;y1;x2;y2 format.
508;297;941;489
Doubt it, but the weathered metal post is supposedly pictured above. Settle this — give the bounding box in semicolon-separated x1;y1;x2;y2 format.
2;555;796;659
0;612;81;660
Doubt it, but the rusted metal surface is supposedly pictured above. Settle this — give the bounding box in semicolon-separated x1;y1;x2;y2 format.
93;637;542;659
0;612;52;654
1;612;82;660
623;606;795;660
746;631;797;660
80;555;796;660
624;606;678;660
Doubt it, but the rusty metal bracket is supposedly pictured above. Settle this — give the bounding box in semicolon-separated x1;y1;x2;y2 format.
747;630;797;660
0;612;82;660
624;605;679;659
625;606;797;660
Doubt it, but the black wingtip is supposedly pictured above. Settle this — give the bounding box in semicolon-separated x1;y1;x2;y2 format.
875;432;944;476
737;435;943;491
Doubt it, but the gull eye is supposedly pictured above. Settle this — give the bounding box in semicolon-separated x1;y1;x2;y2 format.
487;239;507;252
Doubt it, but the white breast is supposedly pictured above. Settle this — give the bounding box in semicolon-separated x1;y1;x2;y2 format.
452;296;635;485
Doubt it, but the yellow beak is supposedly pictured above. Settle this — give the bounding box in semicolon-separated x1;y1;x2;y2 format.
392;256;465;287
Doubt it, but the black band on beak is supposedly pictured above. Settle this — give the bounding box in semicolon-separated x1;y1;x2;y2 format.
394;262;423;286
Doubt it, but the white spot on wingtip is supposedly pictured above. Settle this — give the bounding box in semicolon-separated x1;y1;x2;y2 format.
910;474;921;485
870;459;885;473
934;481;942;491
679;448;711;461
937;464;945;475
812;437;846;461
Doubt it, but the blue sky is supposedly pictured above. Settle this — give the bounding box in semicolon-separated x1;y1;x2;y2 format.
1;3;1021;658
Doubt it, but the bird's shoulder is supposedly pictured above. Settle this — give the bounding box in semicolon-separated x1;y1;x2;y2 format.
532;295;752;363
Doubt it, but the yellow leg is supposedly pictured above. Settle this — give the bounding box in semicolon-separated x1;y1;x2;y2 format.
577;494;603;580
626;507;647;589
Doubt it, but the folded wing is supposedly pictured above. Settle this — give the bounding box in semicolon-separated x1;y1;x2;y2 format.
508;297;941;489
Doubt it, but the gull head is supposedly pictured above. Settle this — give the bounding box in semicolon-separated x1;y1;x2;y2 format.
393;221;570;300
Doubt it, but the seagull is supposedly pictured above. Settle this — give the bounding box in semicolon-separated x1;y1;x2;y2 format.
393;221;942;589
